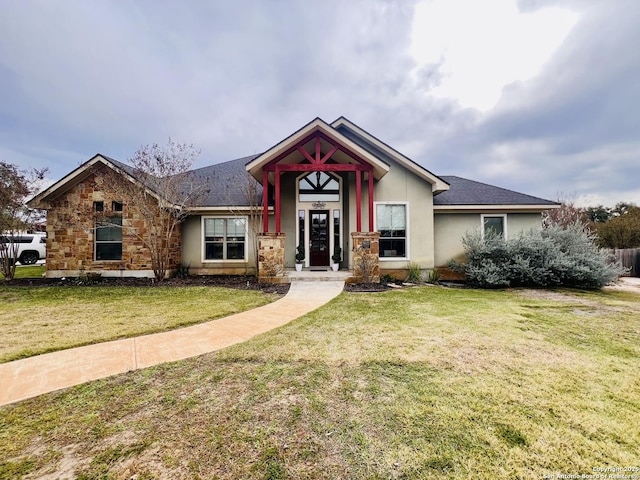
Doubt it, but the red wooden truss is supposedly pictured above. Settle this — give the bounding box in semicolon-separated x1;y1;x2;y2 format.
261;130;374;233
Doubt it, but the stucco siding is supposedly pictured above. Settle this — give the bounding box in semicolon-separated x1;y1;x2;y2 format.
182;213;259;275
434;212;543;267
372;158;435;270
181;216;202;269
508;213;542;236
434;213;477;267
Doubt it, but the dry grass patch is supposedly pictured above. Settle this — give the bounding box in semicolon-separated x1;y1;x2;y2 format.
0;286;281;363
1;287;639;479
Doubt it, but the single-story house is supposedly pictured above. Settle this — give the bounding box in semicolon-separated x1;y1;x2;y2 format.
28;117;558;281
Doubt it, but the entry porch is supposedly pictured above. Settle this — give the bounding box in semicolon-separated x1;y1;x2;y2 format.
246;119;388;282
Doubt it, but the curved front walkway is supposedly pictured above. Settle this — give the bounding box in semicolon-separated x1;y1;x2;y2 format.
0;281;344;407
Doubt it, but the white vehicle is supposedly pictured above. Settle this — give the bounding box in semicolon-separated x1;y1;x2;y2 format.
0;233;47;265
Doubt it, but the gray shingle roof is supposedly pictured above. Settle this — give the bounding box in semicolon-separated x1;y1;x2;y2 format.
434;176;558;206
100;154;262;207
101;155;136;177
182;155;261;207
100;157;555;209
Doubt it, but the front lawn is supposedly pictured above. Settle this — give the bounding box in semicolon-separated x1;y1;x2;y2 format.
0;286;282;363
1;287;639;479
0;264;45;280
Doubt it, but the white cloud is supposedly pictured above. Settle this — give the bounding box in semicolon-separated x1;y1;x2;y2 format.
410;0;578;111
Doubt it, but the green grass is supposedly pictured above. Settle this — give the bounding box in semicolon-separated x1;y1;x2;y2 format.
0;264;45;280
1;286;639;479
0;286;281;363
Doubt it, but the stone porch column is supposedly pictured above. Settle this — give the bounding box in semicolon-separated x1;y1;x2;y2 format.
257;233;289;284
351;232;380;283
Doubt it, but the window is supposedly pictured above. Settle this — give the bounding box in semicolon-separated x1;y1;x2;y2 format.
376;203;407;258
203;217;246;261
95;216;122;260
298;210;305;247
481;214;507;238
93;201;104;212
333;209;340;251
112;201;123;212
298;172;340;202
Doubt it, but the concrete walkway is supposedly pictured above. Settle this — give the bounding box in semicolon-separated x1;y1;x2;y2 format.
605;276;640;293
0;281;345;407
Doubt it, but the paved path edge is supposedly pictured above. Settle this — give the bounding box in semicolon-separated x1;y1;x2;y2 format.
0;281;344;407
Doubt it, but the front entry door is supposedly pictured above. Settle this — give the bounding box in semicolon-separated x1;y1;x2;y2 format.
310;210;330;266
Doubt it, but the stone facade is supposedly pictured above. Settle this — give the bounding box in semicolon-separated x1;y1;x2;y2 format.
44;169;181;278
350;232;380;283
257;233;289;284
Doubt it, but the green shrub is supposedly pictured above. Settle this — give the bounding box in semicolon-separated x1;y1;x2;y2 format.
406;261;423;283
174;262;190;279
452;223;626;289
380;273;396;285
427;269;441;284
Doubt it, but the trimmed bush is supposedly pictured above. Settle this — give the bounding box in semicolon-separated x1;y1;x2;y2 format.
452;223;626;289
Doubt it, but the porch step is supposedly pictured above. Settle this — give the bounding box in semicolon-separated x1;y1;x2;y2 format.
286;268;353;282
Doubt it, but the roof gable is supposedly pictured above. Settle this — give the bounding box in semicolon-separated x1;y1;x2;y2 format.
245;117;391;181
27;154;146;208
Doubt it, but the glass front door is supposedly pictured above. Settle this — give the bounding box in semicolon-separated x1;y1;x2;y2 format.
310;210;330;266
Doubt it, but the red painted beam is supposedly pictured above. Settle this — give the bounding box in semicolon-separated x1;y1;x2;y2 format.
262;169;269;233
267;163;369;172
263;129;324;170
356;170;362;232
297;146;316;165
319;144;339;164
263;129;375;171
314;131;371;166
315;137;321;163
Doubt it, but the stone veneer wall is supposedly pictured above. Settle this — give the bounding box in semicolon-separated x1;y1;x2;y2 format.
44;171;181;278
257;233;289;284
350;232;380;283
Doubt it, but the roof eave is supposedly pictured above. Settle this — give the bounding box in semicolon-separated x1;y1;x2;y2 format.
27;154;114;208
187;206;273;213
433;204;561;212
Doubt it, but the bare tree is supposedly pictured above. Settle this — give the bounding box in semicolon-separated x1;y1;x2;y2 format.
542;193;589;230
0;162;47;282
227;172;263;275
101;139;205;282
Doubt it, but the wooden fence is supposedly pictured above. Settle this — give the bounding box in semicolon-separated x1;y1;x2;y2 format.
607;248;640;277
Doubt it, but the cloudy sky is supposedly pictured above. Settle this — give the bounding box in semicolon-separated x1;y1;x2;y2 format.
1;0;638;207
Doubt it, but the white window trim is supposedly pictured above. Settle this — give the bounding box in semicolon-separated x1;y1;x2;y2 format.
374;201;410;261
480;214;508;239
201;216;248;263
